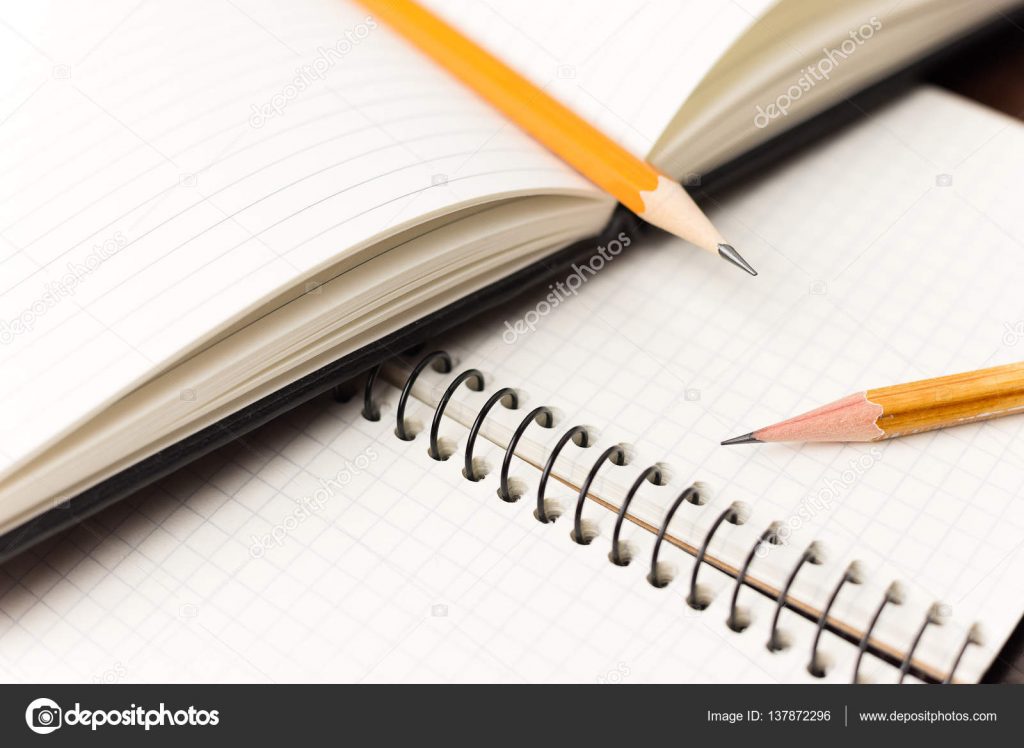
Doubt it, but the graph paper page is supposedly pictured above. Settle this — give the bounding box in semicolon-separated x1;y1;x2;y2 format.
431;87;1024;682
1;390;894;684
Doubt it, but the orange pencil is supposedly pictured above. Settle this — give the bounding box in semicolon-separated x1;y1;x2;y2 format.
722;361;1024;444
358;0;755;276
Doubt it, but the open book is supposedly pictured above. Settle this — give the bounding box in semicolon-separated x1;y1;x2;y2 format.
0;0;1017;549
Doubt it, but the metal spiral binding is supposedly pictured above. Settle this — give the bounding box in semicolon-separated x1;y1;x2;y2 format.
853;581;905;683
808;561;863;677
361;364;383;421
646;483;705;587
375;350;982;684
428;369;484;460
395;351;451;441
898;603;946;684
943;624;983;684
767;542;825;653
464;388;518;481
535;426;591;524
687;502;748;609
572;445;626;546
728;522;782;633
609;466;663;567
497;406;555;502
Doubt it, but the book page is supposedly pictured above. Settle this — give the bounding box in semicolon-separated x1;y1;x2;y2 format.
0;0;601;477
420;0;775;159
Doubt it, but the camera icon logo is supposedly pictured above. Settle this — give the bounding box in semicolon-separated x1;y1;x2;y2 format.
25;698;62;734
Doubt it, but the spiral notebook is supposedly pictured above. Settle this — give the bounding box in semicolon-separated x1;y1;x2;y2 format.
3;87;1024;684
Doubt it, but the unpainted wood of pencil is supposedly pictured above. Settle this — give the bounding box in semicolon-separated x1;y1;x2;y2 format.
722;361;1024;444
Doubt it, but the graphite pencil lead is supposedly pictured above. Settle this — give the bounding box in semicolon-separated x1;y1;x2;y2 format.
720;432;760;446
717;243;757;276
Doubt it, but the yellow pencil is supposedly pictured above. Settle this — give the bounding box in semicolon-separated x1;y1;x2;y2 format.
358;0;756;276
722;361;1024;444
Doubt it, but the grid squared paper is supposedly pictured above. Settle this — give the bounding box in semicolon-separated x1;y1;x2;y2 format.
0;392;906;684
431;87;1024;683
1;87;1021;684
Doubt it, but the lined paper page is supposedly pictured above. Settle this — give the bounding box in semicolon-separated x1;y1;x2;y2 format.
0;0;599;476
420;0;774;158
428;87;1024;682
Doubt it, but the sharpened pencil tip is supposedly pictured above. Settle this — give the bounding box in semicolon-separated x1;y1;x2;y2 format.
721;432;760;446
718;243;757;276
